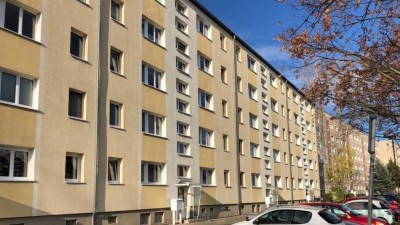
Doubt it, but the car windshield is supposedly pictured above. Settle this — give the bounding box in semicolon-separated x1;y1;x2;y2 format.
319;209;343;224
341;204;362;216
379;202;390;209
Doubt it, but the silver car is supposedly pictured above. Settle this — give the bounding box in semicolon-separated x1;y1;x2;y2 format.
233;205;346;225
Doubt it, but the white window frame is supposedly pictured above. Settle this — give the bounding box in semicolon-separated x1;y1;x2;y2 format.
175;17;187;34
272;124;279;137
273;149;280;162
198;53;212;73
177;121;189;136
176;79;188;94
249;113;258;129
176;99;189;114
176;58;188;73
250;143;259;158
221;66;227;83
176;38;188;55
199;127;213;147
200;168;214;185
0;147;33;181
275;176;282;188
142;18;163;46
223;134;229;151
220;33;226;50
68;89;85;119
70;29;86;59
224;170;230;187
248;85;257;100
141;162;165;184
270;74;277;88
0;71;37;108
142;63;164;90
175;0;187;15
197;17;210;38
198;90;213;110
251;173;260;187
247;56;256;71
65;153;82;183
142;111;164;136
110;48;122;74
111;0;123;23
109;101;123;128
108;158;122;184
0;1;39;40
177;165;190;179
177;142;190;156
271;98;278;112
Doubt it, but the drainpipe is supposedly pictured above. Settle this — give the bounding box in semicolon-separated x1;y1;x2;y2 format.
233;35;242;215
285;80;294;204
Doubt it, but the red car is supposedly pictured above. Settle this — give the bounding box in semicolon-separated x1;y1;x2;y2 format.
300;202;389;225
345;197;400;221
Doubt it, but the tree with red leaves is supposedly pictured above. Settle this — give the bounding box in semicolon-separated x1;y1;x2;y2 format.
277;0;400;139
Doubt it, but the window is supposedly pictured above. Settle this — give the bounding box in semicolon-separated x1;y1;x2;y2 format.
175;0;187;15
238;108;243;123
155;212;164;224
264;147;270;156
247;56;256;71
223;134;229;151
66;219;77;225
0;72;35;107
200;168;214;185
111;0;123;22
199;128;213;147
294;113;299;124
261;79;267;89
220;33;226;50
0;147;31;180
237;77;243;92
141;162;164;184
286;177;290;189
240;172;245;187
177;142;189;155
142;112;163;136
251;174;260;187
177;165;190;178
108;216;117;224
281;105;285;116
272;124;279;137
2;2;37;39
295;135;301;145
249;113;258;129
283;128;287;140
265;160;271;169
176;38;188;54
262;106;268;115
306;121;311;131
108;158;121;184
177;99;189;114
70;30;86;59
248;85;257;100
65;153;82;182
68;89;84;119
140;213;150;225
271;98;278;112
176;79;188;94
235;46;241;61
176;58;188;73
224;170;230;186
197;17;210;37
221;67;227;83
198;53;211;73
298;179;303;189
263;132;270;142
198;90;213;110
142;18;163;45
250;143;259;158
261;67;266;76
293;92;299;103
177;122;189;136
222;100;228;117
175;17;187;34
273;149;280;162
142;63;163;90
110;49;122;74
281;81;285;93
275;176;282;188
270;74;277;87
284;152;288;164
238;139;244;154
109;102;122;127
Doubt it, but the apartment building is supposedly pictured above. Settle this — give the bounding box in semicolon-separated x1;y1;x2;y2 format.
376;140;400;165
316;112;370;196
0;0;320;224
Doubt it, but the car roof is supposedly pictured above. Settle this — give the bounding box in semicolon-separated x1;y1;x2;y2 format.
266;205;325;212
300;202;342;207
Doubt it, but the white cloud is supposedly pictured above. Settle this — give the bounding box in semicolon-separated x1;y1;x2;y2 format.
255;45;290;62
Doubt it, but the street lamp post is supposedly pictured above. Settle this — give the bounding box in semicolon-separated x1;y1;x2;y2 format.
367;116;377;225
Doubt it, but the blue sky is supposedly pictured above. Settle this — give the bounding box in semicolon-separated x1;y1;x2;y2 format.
197;0;304;87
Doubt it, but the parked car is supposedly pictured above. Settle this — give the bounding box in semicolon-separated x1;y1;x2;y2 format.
344;199;395;224
232;205;346;225
375;194;400;204
345;197;400;221
300;202;389;225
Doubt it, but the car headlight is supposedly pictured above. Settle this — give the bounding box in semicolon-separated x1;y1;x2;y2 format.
375;221;385;225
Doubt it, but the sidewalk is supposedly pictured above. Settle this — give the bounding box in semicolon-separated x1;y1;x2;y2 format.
185;215;248;225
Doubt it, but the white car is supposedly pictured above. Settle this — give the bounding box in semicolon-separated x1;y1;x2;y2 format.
233;205;345;225
344;199;395;224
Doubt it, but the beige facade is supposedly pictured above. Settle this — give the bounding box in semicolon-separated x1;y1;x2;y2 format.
0;0;320;225
376;140;400;165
